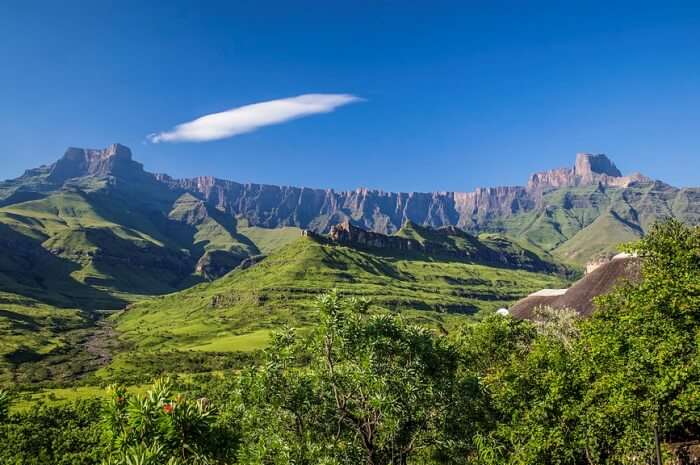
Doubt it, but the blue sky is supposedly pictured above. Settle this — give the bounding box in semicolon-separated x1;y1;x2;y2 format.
1;1;699;192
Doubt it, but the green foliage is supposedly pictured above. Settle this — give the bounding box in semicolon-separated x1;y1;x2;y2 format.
531;305;581;349
0;388;10;422
236;290;462;464
572;219;700;463
4;219;700;464
460;315;584;464
102;378;238;465
445;220;700;464
0;399;104;465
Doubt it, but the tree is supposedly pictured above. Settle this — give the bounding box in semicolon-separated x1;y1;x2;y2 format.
458;314;585;465
0;399;104;465
574;219;700;464
237;290;461;465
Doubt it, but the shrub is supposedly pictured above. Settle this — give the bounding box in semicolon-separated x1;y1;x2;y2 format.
102;378;238;465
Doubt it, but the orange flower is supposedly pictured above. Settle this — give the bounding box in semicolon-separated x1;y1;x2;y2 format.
163;403;174;414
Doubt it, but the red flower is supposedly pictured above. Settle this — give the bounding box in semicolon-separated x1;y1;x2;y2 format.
163;403;174;414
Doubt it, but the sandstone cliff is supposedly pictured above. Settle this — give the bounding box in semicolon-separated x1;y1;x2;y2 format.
4;144;696;265
527;153;650;192
47;144;147;183
157;152;651;235
313;220;561;273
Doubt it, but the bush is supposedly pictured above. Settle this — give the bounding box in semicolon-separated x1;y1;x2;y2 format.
0;399;104;465
102;378;239;465
237;290;463;465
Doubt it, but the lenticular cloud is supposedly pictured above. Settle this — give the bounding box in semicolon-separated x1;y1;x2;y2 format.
148;93;363;143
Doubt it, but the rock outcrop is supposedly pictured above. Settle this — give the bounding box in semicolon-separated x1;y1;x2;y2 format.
527;153;650;192
575;153;622;179
156;151;652;235
47;144;146;183
315;221;561;273
328;221;422;251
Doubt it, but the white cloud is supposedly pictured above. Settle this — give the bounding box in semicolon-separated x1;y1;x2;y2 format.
147;93;363;143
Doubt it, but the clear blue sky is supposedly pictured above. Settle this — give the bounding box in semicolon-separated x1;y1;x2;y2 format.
1;1;699;192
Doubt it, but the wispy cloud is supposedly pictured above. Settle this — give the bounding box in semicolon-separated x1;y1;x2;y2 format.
147;93;363;143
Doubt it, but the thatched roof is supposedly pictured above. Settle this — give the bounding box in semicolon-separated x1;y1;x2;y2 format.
510;257;641;319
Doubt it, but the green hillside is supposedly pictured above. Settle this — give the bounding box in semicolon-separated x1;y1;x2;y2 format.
0;186;301;382
553;210;643;263
393;221;564;273
482;182;700;265
237;222;302;255
4;143;696;386
114;235;566;358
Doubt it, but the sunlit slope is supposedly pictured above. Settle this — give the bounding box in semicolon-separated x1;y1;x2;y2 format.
553;211;643;263
115;235;566;352
488;182;700;265
0;189;269;300
0;188;276;379
237;223;302;255
0;190;193;299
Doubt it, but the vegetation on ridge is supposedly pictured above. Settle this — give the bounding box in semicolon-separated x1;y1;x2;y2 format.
113;233;565;364
1;219;699;464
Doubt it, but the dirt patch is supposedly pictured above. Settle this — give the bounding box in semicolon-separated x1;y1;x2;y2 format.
84;319;119;367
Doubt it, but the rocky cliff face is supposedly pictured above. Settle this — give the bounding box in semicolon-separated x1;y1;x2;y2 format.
527;153;649;192
157;152;650;234
5;143;692;264
153;176;538;234
575;153;622;179
327;221;423;251
47;143;147;183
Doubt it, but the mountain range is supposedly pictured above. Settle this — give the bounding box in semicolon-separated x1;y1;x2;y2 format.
4;143;698;265
0;143;697;382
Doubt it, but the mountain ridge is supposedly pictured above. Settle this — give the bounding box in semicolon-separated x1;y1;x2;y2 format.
2;144;699;266
153;150;665;242
2;143;696;382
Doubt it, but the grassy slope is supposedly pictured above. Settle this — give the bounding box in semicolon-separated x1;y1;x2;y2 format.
237;225;302;255
496;185;611;255
490;184;688;265
0;190;279;382
114;235;566;356
0;191;186;299
0;292;88;362
553;211;643;263
168;193;259;258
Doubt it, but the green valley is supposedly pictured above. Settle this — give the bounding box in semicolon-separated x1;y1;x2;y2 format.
0;143;697;389
113;232;566;358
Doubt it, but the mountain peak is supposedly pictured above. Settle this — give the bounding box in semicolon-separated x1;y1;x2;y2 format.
527;152;643;191
574;153;622;178
47;143;143;184
62;143;132;162
102;143;132;160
